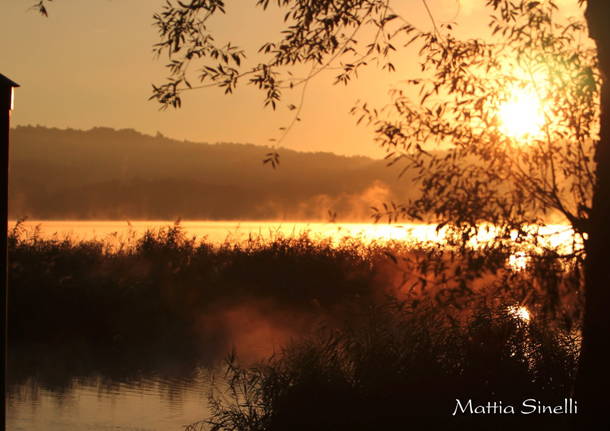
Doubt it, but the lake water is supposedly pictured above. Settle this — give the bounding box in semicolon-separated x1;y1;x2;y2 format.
8;219;446;245
7;372;212;431
8;219;577;250
6;219;578;430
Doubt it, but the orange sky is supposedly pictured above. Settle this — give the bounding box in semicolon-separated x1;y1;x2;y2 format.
2;0;583;158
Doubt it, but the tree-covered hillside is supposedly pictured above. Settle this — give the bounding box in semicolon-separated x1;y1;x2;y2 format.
9;126;413;220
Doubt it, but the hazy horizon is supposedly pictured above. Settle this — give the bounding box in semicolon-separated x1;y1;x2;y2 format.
1;1;584;159
8;125;413;222
11;123;383;159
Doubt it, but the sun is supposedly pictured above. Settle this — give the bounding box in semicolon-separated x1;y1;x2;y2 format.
497;87;545;140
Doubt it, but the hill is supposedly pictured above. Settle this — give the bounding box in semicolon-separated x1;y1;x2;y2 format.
8;126;415;221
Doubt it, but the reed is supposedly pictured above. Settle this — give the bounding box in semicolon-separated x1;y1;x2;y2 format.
194;299;579;430
8;220;581;428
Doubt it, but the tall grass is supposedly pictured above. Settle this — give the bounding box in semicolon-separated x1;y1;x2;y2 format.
8;220;582;429
8;221;390;383
192;299;579;431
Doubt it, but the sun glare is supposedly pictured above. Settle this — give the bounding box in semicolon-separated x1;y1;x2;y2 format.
508;305;531;323
497;88;545;140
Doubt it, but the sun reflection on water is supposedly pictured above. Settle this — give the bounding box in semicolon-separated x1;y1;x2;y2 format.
9;221;581;269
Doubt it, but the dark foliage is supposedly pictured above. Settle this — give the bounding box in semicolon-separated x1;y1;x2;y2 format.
193;300;579;431
6;220;581;429
7;222;379;385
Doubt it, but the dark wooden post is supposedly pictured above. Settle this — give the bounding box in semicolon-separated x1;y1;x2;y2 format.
0;73;19;430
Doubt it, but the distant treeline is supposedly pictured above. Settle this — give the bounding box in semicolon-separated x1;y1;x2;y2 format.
9;126;415;220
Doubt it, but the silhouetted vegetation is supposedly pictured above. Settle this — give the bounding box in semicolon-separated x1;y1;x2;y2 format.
192;300;578;431
148;0;609;422
8;221;581;429
7;221;382;386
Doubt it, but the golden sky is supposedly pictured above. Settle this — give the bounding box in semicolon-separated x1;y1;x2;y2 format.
2;0;583;158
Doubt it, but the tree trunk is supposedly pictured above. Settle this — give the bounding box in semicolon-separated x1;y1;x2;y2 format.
579;0;610;425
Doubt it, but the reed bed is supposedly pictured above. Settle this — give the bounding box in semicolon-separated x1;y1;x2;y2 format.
8;221;582;429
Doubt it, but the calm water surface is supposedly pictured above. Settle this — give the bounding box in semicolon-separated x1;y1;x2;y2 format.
8;371;211;431
9;219;445;244
9;219;577;252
